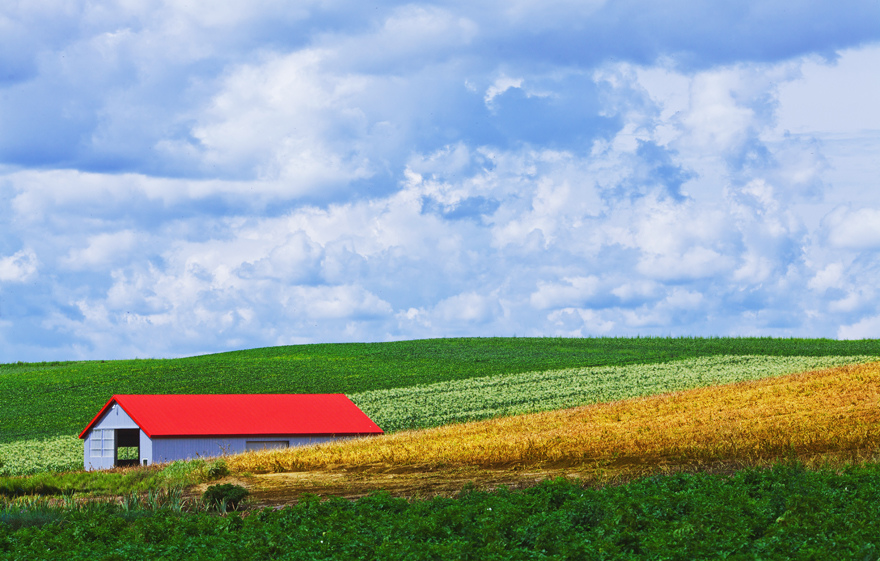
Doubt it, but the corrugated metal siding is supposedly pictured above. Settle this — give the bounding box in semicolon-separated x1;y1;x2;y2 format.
140;431;153;466
92;402;139;430
151;435;340;463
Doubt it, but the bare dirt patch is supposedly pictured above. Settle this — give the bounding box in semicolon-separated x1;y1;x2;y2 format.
228;446;880;508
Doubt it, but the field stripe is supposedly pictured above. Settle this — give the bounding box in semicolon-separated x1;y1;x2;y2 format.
350;355;877;432
231;360;880;474
0;435;83;476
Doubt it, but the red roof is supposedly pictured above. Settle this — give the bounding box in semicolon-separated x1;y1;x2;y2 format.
79;394;383;439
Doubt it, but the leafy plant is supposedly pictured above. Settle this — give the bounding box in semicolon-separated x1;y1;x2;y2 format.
227;360;880;475
5;463;880;558
202;483;249;512
2;353;876;477
204;459;230;480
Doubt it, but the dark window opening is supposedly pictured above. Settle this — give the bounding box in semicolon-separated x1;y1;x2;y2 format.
116;429;140;467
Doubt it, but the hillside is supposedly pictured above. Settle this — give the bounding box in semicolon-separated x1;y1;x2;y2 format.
2;337;879;443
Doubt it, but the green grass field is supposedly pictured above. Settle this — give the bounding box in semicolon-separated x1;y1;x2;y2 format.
3;337;878;443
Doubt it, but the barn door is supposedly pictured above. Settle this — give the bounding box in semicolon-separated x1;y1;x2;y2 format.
115;429;140;467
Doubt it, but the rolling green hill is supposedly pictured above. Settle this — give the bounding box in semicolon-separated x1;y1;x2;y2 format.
2;336;879;443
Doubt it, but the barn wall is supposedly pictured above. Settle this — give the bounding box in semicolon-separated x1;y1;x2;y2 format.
140;431;153;466
151;435;341;463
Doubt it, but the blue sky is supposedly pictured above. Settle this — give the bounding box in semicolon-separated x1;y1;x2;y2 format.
1;1;880;361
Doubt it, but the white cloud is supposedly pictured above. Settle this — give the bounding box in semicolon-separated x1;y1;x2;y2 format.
0;249;38;282
547;307;615;336
638;247;735;281
824;207;880;250
530;276;600;310
62;231;141;270
777;45;880;135
808;263;845;292
484;74;523;107
293;285;393;320
2;3;880;360
190;48;376;186
839;314;880;340
434;291;500;324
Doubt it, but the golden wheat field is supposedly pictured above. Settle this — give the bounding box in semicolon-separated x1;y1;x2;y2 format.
227;361;880;476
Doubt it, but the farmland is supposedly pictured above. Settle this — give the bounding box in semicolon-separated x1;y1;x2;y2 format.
3;337;880;558
231;360;880;477
0;353;873;476
2;336;878;442
351;354;874;432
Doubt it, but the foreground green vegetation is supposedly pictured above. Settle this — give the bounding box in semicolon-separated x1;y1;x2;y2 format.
3;337;879;443
0;459;229;498
3;462;880;559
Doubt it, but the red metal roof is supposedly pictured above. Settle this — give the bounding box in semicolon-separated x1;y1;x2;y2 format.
79;394;384;439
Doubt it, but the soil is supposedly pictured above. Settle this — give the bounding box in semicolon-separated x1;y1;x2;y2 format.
188;448;878;508
195;460;744;508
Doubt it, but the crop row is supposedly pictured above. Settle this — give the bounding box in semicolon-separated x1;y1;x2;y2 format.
350;354;876;432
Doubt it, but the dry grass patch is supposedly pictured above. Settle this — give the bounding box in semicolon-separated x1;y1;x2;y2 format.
227;361;880;477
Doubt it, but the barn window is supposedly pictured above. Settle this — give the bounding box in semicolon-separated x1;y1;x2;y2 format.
246;441;289;451
102;430;114;458
90;430;103;457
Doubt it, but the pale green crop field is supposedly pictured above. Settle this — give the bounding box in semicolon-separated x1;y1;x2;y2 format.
351;355;877;432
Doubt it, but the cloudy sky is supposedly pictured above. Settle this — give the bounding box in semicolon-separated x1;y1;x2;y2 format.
1;1;879;361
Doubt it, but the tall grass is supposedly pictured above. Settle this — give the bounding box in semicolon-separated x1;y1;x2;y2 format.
0;458;230;498
226;361;880;475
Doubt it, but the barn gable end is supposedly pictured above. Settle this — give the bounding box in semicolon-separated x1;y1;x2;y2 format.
82;401;149;470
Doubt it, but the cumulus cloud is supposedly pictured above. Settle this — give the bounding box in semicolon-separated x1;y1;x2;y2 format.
823;207;880;250
0;250;38;283
1;1;880;360
839;315;880;340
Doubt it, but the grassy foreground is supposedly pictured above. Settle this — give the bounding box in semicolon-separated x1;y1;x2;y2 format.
3;463;880;559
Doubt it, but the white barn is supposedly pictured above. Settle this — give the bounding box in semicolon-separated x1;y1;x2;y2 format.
79;394;383;471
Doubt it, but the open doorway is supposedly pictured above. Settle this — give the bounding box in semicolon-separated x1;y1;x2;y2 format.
116;429;140;467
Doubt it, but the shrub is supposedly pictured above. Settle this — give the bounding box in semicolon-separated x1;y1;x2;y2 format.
202;483;248;512
204;459;229;480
